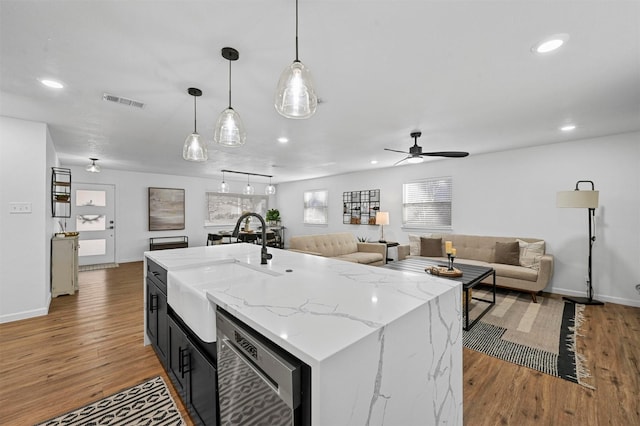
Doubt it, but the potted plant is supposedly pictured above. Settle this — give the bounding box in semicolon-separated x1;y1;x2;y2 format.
266;209;281;226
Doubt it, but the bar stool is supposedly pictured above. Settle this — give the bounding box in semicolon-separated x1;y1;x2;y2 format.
206;233;223;246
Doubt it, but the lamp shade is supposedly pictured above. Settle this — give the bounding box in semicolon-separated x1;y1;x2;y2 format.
214;108;246;147
183;132;208;161
557;190;599;208
275;61;317;119
376;211;390;226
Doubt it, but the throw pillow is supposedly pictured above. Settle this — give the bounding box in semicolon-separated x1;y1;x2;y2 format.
420;237;443;257
517;239;545;270
494;241;520;265
409;234;421;256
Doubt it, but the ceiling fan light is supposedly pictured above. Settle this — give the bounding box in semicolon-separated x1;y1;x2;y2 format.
183;132;208;161
275;61;317;119
214;107;246;146
86;158;101;172
407;156;424;164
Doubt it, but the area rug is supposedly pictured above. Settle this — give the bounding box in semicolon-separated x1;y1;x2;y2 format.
36;376;184;426
463;288;594;389
79;263;119;272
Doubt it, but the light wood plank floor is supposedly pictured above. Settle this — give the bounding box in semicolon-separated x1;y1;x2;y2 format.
1;261;638;425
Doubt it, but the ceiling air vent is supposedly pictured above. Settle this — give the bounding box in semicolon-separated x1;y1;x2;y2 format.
102;93;145;109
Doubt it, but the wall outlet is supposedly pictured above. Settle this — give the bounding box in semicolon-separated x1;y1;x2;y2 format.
9;202;32;214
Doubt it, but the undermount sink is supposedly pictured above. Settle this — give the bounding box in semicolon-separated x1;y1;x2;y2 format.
167;258;282;342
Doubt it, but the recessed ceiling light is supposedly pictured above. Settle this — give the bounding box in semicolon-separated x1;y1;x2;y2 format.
532;33;569;54
277;137;289;143
370;160;378;165
560;124;576;132
39;79;64;89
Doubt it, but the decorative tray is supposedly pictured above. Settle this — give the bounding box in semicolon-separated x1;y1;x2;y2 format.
425;266;463;277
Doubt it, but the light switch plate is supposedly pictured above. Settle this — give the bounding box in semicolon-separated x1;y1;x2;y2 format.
9;202;32;214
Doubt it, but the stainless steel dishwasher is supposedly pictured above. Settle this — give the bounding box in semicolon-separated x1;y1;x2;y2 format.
216;308;311;426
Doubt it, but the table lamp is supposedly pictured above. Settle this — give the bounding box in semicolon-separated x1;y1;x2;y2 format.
376;212;389;243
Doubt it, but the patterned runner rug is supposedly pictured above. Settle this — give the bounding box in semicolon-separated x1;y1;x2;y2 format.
36;376;184;426
464;288;594;388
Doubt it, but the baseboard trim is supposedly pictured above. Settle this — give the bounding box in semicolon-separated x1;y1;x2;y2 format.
550;286;640;308
0;306;49;324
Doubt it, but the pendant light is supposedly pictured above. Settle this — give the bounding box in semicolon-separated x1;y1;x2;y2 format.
219;171;230;193
243;174;254;195
86;158;101;173
183;87;208;162
265;176;276;195
214;47;246;147
275;0;318;119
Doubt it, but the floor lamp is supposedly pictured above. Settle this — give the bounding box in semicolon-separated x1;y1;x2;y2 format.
557;180;604;305
376;211;389;243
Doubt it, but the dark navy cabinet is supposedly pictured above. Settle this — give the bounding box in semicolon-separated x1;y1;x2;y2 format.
146;260;168;367
147;257;218;425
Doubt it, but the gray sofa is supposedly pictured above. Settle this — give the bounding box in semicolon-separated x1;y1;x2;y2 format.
289;232;386;266
397;233;554;302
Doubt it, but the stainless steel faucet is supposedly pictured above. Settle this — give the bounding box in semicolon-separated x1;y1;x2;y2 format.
232;212;273;264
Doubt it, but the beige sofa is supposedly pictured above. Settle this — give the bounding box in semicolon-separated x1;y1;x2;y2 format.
397;234;554;302
289;233;386;266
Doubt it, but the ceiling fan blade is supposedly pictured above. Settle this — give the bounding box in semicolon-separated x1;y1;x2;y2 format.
421;151;469;158
384;148;409;154
393;156;411;166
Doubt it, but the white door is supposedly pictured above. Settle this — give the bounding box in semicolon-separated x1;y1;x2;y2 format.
70;183;116;266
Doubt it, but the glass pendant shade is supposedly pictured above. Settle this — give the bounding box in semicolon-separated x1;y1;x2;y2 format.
243;183;254;195
265;177;276;195
265;184;276;195
275;60;317;119
183;87;207;162
86;158;100;173
183;132;208;162
214;107;246;146
219;180;230;193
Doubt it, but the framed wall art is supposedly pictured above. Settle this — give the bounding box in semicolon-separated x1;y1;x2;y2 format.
148;187;185;231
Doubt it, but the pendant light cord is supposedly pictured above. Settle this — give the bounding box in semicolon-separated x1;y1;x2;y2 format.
228;60;232;108
193;94;197;132
295;0;299;62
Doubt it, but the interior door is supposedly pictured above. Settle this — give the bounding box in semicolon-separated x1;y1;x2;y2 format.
70;183;116;266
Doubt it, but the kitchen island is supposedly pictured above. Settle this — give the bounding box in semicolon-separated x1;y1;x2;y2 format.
144;243;462;425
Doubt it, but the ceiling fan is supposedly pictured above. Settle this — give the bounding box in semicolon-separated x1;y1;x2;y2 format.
384;131;469;165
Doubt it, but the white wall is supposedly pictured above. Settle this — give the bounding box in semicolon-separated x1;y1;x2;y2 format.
0;116;58;323
64;166;276;263
276;132;640;307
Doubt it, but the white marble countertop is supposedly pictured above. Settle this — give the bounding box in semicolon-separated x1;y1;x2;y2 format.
146;244;463;425
146;244;459;364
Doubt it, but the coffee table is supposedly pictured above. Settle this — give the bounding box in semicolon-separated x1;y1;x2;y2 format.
383;257;496;330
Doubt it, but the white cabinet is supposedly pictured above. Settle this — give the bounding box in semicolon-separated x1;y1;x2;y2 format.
51;236;78;297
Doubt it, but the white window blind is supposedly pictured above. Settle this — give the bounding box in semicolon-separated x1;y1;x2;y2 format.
402;177;453;228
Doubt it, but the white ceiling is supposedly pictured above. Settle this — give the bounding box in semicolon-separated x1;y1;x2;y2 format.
1;1;639;184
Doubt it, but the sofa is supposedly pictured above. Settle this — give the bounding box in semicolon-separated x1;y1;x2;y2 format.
397;233;554;302
289;233;386;266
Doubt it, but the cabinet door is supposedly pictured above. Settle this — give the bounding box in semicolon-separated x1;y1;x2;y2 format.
155;285;168;366
186;341;218;426
146;279;158;343
168;316;188;400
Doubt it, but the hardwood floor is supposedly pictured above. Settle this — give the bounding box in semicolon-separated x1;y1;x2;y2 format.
1;261;638;425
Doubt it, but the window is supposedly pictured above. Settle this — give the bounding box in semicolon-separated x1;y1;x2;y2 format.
205;193;268;226
402;177;453;228
303;190;328;224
